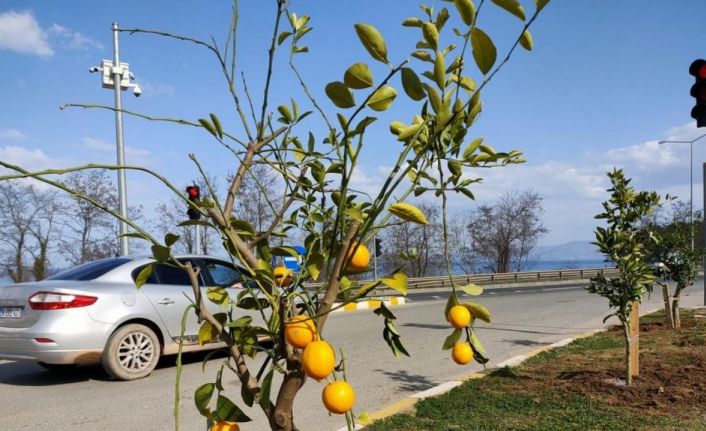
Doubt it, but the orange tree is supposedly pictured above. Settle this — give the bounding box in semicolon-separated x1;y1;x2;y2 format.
0;0;549;429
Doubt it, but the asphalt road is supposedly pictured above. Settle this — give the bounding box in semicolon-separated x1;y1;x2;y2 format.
0;280;703;431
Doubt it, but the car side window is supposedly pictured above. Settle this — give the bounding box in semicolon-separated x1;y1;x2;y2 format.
202;260;243;288
132;262;204;286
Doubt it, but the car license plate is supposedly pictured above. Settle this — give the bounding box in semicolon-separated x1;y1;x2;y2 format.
0;306;23;319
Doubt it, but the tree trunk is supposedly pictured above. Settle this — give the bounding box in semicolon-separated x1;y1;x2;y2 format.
269;364;306;431
672;284;684;329
623;321;633;386
661;283;674;329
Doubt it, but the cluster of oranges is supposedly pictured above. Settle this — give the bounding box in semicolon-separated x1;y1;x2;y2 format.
447;305;474;365
285;314;355;415
210;421;240;431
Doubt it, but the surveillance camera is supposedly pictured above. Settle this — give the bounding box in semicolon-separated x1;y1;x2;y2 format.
89;66;101;73
132;84;142;97
128;72;135;80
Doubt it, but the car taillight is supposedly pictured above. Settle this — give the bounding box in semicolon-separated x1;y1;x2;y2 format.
28;292;98;310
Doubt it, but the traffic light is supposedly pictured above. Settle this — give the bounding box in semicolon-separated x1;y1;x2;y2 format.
689;59;706;127
186;185;201;220
375;237;382;257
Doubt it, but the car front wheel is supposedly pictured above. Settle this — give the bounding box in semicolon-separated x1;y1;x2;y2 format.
101;324;161;381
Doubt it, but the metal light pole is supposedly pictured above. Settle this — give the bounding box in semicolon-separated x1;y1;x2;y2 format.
89;22;142;256
658;133;706;251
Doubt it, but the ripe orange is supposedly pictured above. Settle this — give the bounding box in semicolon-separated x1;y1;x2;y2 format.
447;305;471;329
346;242;370;273
210;421;240;431
322;380;355;414
451;342;473;365
302;340;335;381
274;266;294;286
285;315;317;349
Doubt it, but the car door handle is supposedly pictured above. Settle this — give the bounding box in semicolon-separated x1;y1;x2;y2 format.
157;298;175;305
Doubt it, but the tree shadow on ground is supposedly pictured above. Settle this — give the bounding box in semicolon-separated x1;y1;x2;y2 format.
502;339;551;347
402;323;448;330
374;369;437;392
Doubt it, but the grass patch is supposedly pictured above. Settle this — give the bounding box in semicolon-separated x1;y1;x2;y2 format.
365;310;706;431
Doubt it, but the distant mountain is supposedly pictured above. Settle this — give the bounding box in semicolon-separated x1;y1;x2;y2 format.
533;241;603;262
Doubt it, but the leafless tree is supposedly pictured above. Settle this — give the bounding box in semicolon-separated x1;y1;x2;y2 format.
466;190;548;273
380;203;443;277
28;188;62;280
58;170;122;264
448;216;477;274
0;182;43;282
231;163;281;233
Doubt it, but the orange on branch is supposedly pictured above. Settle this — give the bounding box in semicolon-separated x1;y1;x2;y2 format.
447;305;471;329
451;342;473;365
285;314;317;349
346;242;370;273
322;380;355;414
274;265;294;286
210;421;240;431
301;340;335;381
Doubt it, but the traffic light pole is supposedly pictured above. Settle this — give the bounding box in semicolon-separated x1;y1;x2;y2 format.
373;233;378;281
195;225;201;255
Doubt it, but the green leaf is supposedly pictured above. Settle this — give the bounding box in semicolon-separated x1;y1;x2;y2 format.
215;395;251;422
442;328;462;350
206;287;229;305
454;0;476;26
401;68;425;101
307;253;324;281
259;369;274;411
381;272;408;295
270;246;300;257
434;51;446;90
463;138;484;159
277;31;292;45
277;105;293;122
397;123;422;141
344;62;374;89
198;320;217;345
209;113;223;138
227;316;253;328
462;302;492;323
198;118;218;138
164;233;180;247
134;263;154;289
461;283;483;296
471;28;497;75
448;159;462;177
367;86;397;111
325;81;355;108
388;202;429;224
535;0;550;12
444;293;459;321
151;244;170;262
411;50;433;63
402;17;423;27
519;30;533;51
470;329;487;355
194;383;215;416
374;302;397;319
422;22;439;50
423;83;442;113
354;23;389;64
491;0;526;20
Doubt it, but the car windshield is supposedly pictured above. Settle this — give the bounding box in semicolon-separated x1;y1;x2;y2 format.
48;257;132;281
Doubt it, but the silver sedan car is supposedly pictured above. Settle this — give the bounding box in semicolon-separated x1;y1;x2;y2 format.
0;255;259;380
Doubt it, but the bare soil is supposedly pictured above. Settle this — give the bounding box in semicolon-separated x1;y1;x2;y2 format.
508;309;706;421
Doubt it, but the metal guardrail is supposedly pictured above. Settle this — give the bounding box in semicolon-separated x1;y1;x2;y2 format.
305;267;620;291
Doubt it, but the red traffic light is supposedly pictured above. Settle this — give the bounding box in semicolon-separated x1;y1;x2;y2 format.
186;185;200;199
690;59;706;128
690;59;706;79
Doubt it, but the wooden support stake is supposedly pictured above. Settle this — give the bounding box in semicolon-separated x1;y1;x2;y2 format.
629;300;640;377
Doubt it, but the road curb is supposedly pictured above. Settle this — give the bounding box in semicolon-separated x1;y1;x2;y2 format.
330;296;405;313
339;304;706;430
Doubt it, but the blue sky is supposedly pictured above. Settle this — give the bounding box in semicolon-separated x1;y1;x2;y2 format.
1;0;706;246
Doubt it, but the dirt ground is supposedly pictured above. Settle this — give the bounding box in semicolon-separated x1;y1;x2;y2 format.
510;308;706;421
